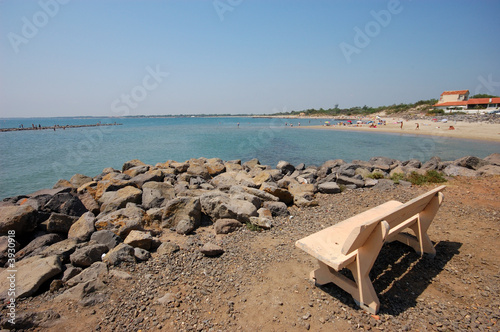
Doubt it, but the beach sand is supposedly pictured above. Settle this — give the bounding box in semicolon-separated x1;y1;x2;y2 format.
300;118;500;142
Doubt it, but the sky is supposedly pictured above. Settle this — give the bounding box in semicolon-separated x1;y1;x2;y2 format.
1;0;500;118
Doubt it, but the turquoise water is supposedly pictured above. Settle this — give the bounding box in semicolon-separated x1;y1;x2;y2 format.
1;116;499;199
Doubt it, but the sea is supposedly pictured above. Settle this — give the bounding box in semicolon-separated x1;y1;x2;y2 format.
1;116;499;200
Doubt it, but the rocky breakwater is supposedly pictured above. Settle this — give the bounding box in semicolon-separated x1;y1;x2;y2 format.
0;153;499;329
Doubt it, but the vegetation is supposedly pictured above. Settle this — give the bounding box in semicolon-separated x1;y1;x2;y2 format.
470;94;499;99
406;170;447;185
367;172;385;179
245;222;262;232
272;99;438;117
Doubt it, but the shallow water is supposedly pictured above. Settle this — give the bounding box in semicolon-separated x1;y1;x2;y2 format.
1;116;498;199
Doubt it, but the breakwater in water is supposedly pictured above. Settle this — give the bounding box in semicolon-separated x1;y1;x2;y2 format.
0;123;122;132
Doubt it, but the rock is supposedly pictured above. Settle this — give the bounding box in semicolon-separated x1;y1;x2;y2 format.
214;218;243;234
402;159;422;168
44;192;88;217
422;156;442;170
318;182;341;194
70;244;108;267
277;160;295;175
262;201;289;217
134;247;151;262
99;186;142;213
15;233;63;260
201;192;258;223
55;278;106;303
66;261;108;286
124;165;150;178
95;203;146;239
372;179;396;191
124;230;153;250
187;164;210;180
102;243;136;266
454;156;489;170
336;163;360;177
0;309;60;330
257;207;273;219
0;235;20;265
122;159;146;172
175;219;196;235
364;179;379;187
109;270;133;280
243;158;260;169
477;164;500;176
130;170;164;188
199;242;224;257
70;174;93;188
294;196;319;207
206;159;226;176
42;213;78;234
90;230;122;250
369;156;398;168
484;152;500;166
77;191;100;215
41;239;78;262
68;212;96;242
93;173;133;201
252;171;272;186
156;242;180;255
62;266;82;282
53;179;73;189
0;205;38;235
443;165;478;177
249;216;272;229
318;159;345;178
141;181;175;209
336;175;365;188
260;183;294;205
230;186;279;202
162;197;201;232
0;255;62;300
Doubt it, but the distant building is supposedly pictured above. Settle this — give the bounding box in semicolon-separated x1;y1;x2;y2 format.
433;89;500;113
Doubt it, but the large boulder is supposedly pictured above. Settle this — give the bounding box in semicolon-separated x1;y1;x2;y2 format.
68;212;96;242
141;182;175;210
95;203;147;239
318;182;341;194
262;201;289;217
15;233;63;261
90;230;122;250
66;261;108;287
0;255;62;300
122;159;146;172
130;170;164;188
42;213;78;234
317;159;346;178
484;153;500;166
70;174;93;188
477;164;500;176
443;165;478;177
44;192;88;217
214;219;243;234
336;175;365;188
199;242;224;257
93;173;132;201
162;197;201;234
206;159;226;176
124;230;153;250
453;156;489;170
102;243;136;266
99;186;142;213
41;239;78;262
0;205;38;235
200;191;258;223
260;183;293;205
77;192;100;215
70;244;108;267
277;161;295;175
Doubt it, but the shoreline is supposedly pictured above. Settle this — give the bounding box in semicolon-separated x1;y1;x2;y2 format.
0;123;122;133
297;118;500;143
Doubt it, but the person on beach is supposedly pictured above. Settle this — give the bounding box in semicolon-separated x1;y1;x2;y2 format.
400;121;403;129
416;123;419;130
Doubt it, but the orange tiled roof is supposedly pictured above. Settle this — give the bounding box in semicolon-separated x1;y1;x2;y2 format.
440;90;469;96
434;97;500;107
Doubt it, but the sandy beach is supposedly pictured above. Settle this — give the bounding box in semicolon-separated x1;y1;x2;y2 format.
299;118;500;142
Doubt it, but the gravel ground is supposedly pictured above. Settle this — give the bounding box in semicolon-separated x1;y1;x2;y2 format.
7;176;500;331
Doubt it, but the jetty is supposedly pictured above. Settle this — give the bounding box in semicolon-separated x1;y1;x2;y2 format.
0;123;122;132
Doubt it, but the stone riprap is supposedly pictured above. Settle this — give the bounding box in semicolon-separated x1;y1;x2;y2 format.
0;153;499;313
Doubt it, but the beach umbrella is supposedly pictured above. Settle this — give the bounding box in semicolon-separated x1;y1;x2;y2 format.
325;121;330;124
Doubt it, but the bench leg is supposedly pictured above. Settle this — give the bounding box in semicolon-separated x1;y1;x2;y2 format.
394;192;443;257
310;221;389;314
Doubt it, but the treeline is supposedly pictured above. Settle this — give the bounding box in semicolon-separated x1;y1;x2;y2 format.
273;99;439;116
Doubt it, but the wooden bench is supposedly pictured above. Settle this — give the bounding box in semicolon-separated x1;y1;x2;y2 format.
295;185;445;314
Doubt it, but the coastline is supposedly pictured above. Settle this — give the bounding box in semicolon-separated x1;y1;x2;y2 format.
297;118;500;142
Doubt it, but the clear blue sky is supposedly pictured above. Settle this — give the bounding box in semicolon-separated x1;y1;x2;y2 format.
1;0;499;117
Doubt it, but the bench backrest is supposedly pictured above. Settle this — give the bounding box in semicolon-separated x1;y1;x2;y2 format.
341;185;445;255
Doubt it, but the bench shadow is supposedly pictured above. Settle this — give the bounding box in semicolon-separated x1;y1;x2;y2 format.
316;240;462;315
